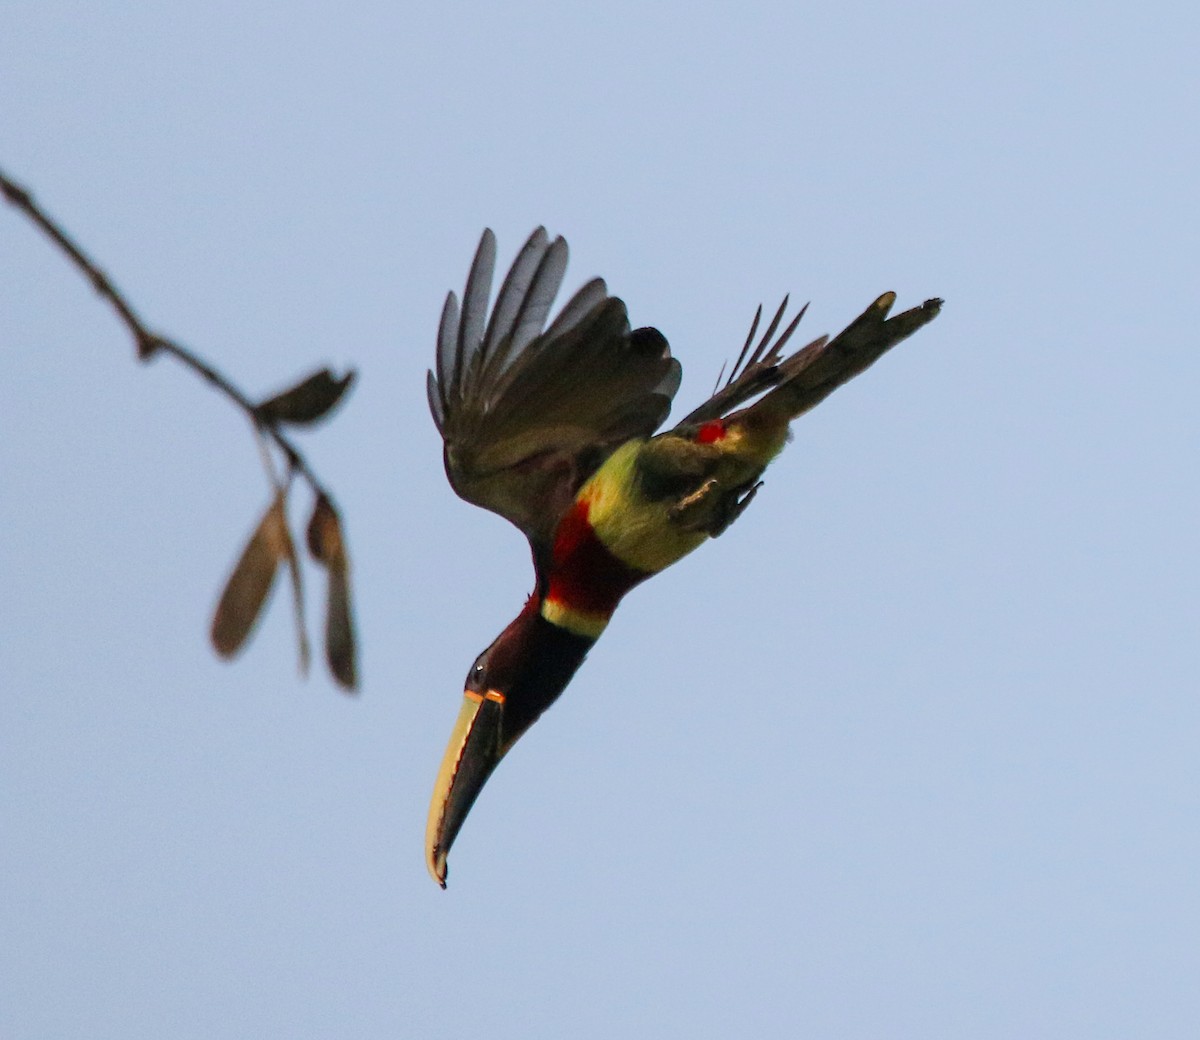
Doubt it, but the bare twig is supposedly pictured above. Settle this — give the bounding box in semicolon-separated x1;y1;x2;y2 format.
0;166;332;500
3;165;359;689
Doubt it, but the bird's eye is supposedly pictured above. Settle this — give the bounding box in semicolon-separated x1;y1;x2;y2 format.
465;654;487;691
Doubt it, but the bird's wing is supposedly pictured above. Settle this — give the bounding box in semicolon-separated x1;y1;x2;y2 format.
677;297;828;427
429;228;682;555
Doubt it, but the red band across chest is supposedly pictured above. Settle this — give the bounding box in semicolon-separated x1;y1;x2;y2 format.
545;499;649;618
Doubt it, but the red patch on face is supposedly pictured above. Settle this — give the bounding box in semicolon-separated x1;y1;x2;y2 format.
695;420;726;444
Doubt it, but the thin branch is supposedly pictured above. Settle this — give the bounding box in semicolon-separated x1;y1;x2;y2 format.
0;166;332;500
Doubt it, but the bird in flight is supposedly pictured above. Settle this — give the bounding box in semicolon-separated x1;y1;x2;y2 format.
425;227;941;886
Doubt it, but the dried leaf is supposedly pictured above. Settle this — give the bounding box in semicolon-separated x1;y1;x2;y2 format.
307;494;358;690
276;500;310;679
306;493;342;562
324;558;357;690
211;494;288;658
211;492;312;675
255;368;356;427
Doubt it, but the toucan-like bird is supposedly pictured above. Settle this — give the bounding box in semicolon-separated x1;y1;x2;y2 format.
425;227;941;886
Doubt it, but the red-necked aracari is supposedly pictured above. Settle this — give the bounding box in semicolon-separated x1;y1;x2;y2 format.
425;227;941;886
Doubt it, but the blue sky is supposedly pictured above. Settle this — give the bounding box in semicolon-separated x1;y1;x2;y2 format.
3;2;1197;1037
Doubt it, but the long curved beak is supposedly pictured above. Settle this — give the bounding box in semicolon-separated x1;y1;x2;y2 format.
425;690;506;887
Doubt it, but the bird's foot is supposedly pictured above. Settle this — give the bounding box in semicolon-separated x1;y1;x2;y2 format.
668;478;763;537
667;478;719;528
708;480;763;537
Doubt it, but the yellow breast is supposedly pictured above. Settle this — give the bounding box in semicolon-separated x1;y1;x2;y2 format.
578;440;709;575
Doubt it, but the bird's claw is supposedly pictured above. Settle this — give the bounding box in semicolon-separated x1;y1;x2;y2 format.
668;478;720;528
708;480;763;537
668;478;763;537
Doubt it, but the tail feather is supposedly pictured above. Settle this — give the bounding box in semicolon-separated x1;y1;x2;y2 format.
747;293;942;424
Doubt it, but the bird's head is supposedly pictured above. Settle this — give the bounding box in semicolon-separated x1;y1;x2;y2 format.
425;595;593;887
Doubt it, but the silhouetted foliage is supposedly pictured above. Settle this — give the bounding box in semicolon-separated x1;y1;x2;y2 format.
256;368;357;427
307;493;357;689
1;168;358;690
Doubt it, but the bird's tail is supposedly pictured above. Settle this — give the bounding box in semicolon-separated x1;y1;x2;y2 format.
744;293;942;426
